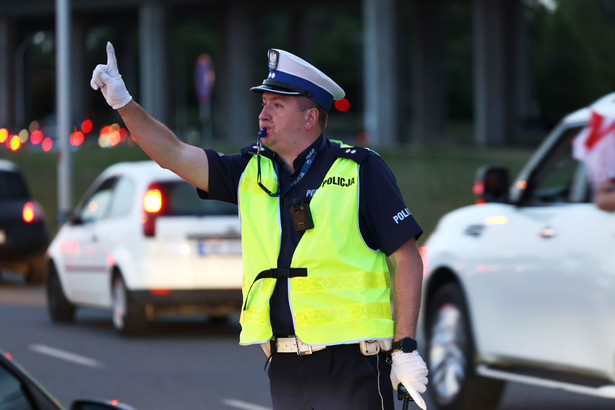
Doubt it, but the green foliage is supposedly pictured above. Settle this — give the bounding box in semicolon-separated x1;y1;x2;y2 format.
310;6;363;109
529;0;615;124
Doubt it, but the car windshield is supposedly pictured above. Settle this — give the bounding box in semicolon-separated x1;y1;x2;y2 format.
0;171;29;200
161;181;237;216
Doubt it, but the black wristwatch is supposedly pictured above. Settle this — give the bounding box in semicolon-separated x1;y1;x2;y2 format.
391;337;417;353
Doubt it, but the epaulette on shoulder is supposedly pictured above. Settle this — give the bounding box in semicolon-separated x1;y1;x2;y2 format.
241;144;258;157
332;140;371;164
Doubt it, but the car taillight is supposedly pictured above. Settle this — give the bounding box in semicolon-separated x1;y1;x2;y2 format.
144;188;162;213
22;201;43;223
143;187;163;237
472;180;484;195
472;180;487;204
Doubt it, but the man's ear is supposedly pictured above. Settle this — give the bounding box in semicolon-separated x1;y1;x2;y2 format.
305;107;319;130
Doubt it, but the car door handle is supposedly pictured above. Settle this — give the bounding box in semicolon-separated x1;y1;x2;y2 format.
464;225;484;237
538;226;555;238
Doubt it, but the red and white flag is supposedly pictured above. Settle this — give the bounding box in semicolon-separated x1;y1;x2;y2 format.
572;109;615;190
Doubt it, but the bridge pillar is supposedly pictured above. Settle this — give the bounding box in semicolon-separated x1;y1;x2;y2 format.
139;2;169;124
71;18;86;124
217;2;258;143
0;19;15;128
413;0;445;142
473;0;506;146
362;0;400;146
473;0;528;146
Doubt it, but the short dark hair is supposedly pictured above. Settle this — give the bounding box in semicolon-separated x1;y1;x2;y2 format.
297;96;328;131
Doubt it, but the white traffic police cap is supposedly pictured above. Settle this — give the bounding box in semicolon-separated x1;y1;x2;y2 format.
250;49;345;111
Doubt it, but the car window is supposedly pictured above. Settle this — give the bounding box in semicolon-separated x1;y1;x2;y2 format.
78;178;117;223
0;171;29;200
107;177;135;218
162;181;238;216
524;125;589;205
0;363;34;409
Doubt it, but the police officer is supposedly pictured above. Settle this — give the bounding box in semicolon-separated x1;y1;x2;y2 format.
91;43;428;410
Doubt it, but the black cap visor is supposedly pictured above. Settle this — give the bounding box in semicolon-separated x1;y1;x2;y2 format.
250;84;302;96
251;77;310;96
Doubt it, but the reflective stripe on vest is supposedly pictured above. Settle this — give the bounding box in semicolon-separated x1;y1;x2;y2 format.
238;152;393;345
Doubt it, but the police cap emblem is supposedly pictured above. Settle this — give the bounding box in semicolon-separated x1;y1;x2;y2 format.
268;50;279;70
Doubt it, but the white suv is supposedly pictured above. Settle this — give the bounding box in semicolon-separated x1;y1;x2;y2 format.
421;93;615;408
45;161;243;335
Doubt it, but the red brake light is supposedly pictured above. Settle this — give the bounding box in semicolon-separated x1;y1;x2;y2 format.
143;187;163;237
144;188;162;213
22;202;36;223
473;180;486;204
472;180;484;195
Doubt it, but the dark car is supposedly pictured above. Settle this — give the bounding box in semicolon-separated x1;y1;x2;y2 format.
0;347;135;409
0;159;48;284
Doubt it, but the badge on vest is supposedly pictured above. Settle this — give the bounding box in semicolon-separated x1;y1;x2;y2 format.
290;198;314;232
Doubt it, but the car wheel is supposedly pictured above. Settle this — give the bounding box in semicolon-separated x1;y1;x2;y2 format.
426;282;505;409
25;252;46;285
112;275;146;336
45;264;75;322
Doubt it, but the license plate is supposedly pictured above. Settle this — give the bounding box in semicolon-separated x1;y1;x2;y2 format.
197;239;241;256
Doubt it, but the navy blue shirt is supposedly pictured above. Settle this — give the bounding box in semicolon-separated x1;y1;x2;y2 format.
198;135;422;336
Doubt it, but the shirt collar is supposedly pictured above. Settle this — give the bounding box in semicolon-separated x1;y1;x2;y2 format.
286;134;325;175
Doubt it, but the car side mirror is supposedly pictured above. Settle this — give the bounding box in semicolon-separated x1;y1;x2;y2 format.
68;213;84;226
473;166;510;204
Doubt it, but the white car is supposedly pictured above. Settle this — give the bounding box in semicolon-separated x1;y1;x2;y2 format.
421;93;615;408
45;161;243;335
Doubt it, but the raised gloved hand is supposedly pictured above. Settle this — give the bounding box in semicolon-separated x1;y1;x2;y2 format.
90;42;132;109
390;350;429;410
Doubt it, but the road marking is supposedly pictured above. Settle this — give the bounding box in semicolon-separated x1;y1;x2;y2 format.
222;399;271;410
29;344;103;368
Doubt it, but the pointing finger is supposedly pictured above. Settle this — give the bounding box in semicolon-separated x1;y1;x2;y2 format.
106;41;118;71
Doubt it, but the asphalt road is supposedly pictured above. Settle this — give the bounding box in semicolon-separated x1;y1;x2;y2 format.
0;271;271;410
1;271;615;410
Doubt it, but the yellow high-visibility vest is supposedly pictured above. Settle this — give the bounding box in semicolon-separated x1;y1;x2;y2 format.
238;147;393;345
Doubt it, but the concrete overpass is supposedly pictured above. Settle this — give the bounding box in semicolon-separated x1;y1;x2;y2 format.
0;0;532;147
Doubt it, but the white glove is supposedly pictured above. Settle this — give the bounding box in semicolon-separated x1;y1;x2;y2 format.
390;350;429;410
90;42;133;109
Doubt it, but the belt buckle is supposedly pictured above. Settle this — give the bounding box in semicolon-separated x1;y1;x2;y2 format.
295;336;313;356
